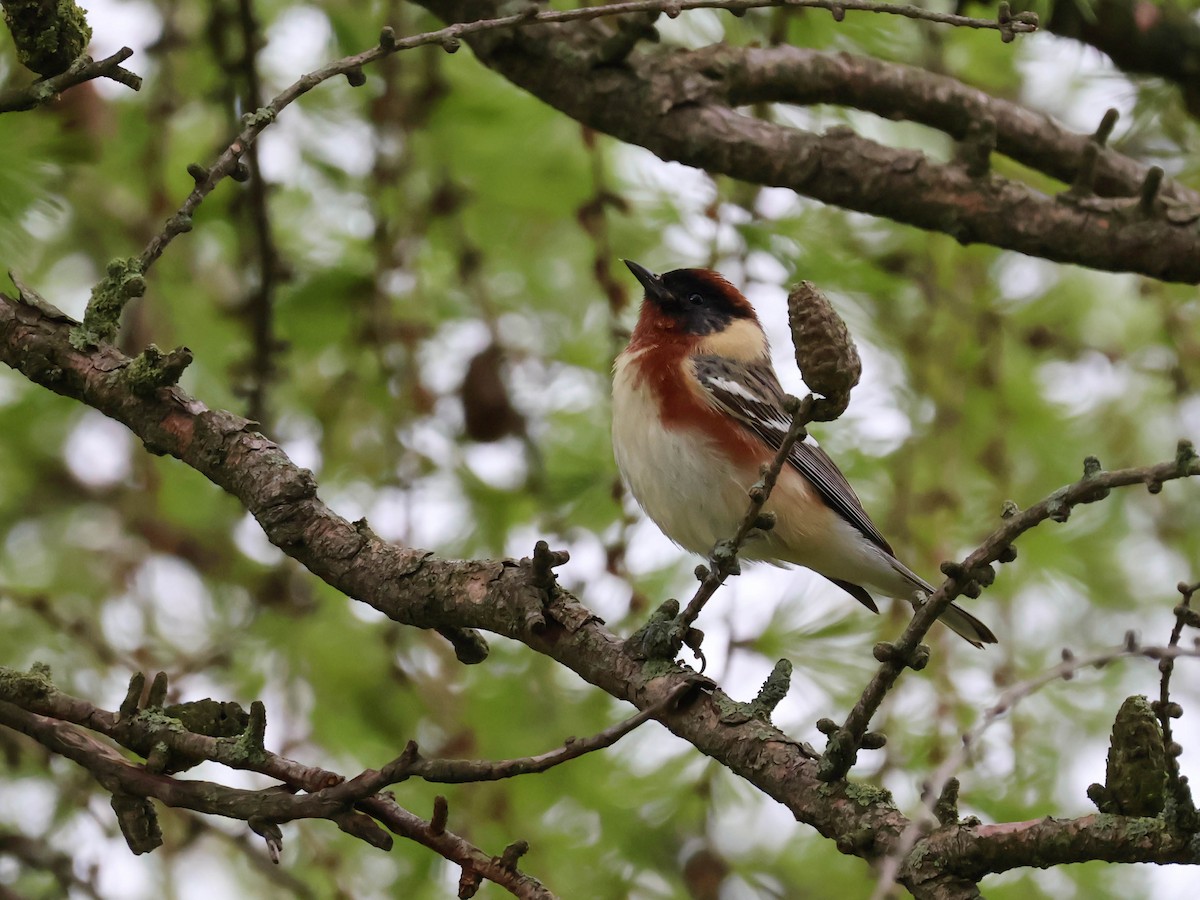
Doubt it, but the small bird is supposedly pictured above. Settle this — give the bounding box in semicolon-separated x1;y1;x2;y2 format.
612;260;996;647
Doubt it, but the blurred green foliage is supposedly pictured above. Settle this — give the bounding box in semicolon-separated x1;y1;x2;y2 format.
2;1;1200;898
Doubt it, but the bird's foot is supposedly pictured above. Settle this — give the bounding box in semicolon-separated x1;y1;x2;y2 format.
707;539;742;577
625;599;707;669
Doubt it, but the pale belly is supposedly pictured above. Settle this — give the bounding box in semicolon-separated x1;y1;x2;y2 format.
611;354;919;595
613;403;757;556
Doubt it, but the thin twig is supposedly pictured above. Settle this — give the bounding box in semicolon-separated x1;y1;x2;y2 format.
1156;580;1199;785
821;444;1200;781
364;799;556;900
0;678;571;897
869;641;1200;899
230;0;283;426
135;0;1035;274
345;681;687;789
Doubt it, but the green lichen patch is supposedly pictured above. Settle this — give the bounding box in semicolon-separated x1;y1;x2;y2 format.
70;258;145;349
3;0;93;76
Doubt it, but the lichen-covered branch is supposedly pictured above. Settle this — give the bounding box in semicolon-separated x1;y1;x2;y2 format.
873;641;1200;898
0;666;558;898
4;270;1200;893
1;0;92;76
820;449;1200;782
131;0;1030;279
0;285;890;856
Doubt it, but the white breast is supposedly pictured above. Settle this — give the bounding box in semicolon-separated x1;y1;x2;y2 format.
612;351;915;596
611;352;755;555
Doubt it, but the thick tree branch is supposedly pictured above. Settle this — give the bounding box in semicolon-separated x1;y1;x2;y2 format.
926;812;1200;880
415;0;1200;283
0;287;891;854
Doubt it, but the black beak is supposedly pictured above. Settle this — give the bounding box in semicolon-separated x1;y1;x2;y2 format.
623;259;672;305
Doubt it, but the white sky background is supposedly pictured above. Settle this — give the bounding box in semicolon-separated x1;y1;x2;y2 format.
20;2;1200;898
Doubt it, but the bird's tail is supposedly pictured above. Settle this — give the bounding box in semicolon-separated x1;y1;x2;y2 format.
937;601;997;649
890;560;997;648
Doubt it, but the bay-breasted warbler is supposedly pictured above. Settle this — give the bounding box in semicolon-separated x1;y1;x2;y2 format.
612;260;995;647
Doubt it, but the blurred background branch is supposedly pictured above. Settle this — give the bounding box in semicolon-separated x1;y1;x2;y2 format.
2;0;1200;897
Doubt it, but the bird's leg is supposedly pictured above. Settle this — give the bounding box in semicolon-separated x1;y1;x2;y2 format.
624;598;709;671
627;519;768;667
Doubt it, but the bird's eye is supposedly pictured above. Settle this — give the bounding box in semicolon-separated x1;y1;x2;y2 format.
688;293;704;306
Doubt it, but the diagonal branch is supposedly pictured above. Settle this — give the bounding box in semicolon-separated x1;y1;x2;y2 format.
416;0;1200;283
4;287;1200;894
679;395;814;633
651;280;859;658
0;47;141;113
0;281;913;875
819;447;1200;781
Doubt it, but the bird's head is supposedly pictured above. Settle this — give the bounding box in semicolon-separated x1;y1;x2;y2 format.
623;260;759;338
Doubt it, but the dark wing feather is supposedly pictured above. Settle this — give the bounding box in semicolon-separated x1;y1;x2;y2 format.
691;355;894;555
828;578;880;613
